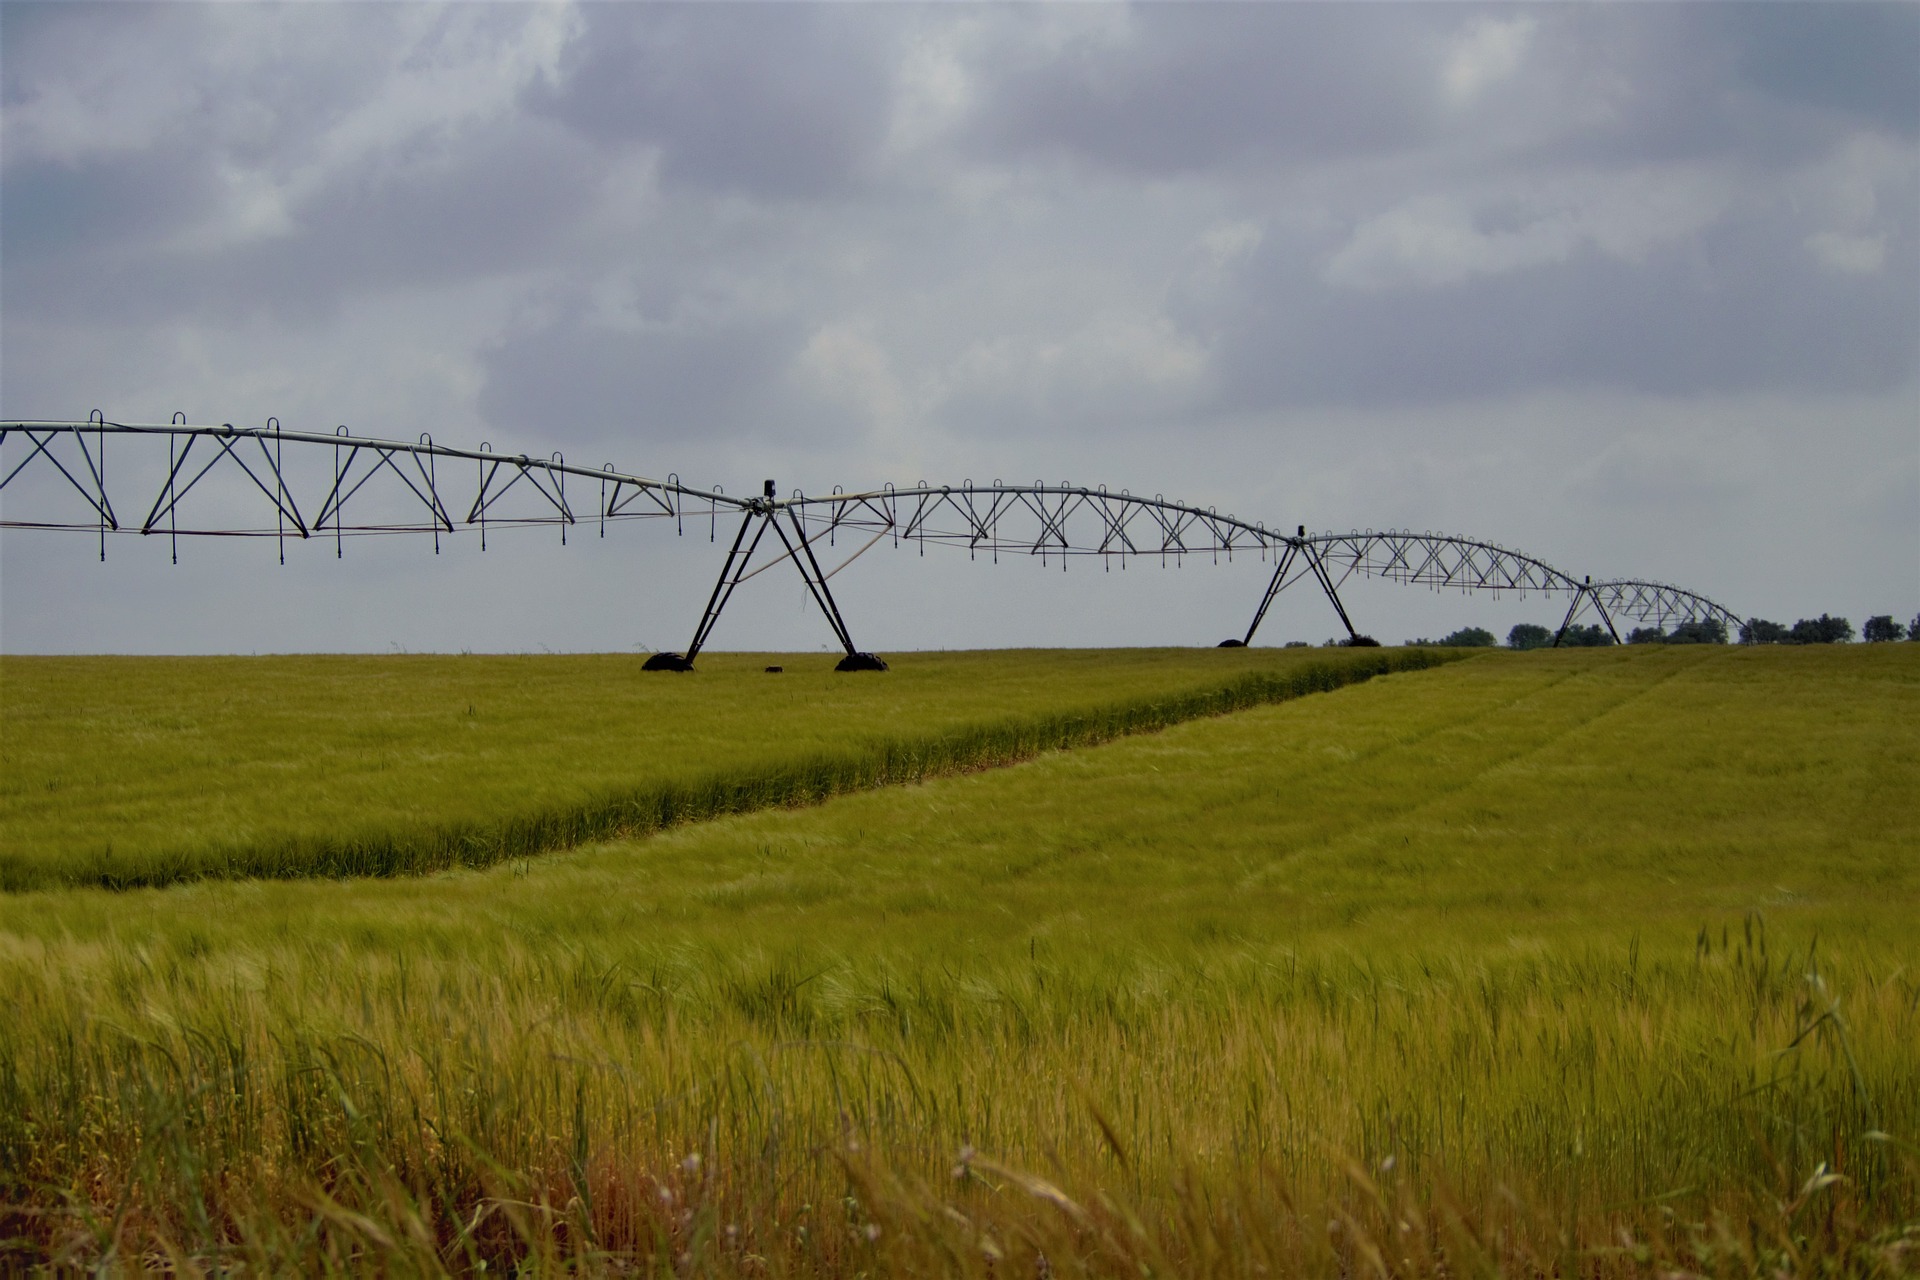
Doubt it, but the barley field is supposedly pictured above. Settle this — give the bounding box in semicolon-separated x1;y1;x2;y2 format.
0;646;1435;891
1;644;1915;1275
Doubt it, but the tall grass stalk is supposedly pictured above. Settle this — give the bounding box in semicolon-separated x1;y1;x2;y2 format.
1;930;1912;1273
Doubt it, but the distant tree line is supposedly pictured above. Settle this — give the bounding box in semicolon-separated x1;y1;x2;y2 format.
1862;614;1918;643
1734;614;1909;645
1386;611;1917;651
1506;623;1614;649
1627;619;1729;645
1405;627;1497;648
1406;624;1613;649
1397;610;1920;650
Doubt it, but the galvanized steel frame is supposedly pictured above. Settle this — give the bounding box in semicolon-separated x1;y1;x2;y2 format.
3;419;1744;659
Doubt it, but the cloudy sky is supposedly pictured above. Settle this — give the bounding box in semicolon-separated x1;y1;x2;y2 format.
3;2;1916;655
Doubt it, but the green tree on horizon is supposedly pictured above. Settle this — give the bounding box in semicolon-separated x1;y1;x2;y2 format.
1439;626;1496;647
1507;623;1553;650
1789;614;1854;644
1667;618;1728;644
1863;614;1902;643
1742;617;1790;644
1560;624;1614;647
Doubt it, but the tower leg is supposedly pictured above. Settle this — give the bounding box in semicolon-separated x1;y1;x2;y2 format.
1306;545;1359;641
645;509;769;671
1226;542;1299;647
770;514;847;654
687;511;774;659
645;504;888;672
773;512;888;671
1554;582;1620;647
1553;587;1591;647
1593;595;1621;645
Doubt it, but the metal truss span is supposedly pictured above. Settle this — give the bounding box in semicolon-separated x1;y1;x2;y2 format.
0;415;752;553
777;485;1742;647
1584;579;1743;636
3;419;1743;664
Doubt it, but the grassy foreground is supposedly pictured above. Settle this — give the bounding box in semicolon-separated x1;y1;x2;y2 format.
0;646;1445;891
0;645;1916;1274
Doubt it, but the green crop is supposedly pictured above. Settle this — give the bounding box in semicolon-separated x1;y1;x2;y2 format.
0;646;1442;890
0;644;1914;1275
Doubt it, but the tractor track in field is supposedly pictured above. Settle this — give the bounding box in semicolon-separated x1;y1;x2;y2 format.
1236;649;1715;890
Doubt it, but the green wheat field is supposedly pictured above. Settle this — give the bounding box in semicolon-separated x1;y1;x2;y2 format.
1;644;1915;1275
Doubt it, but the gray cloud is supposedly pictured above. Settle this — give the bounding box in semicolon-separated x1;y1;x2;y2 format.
1;149;219;263
528;4;899;199
2;2;1915;651
10;120;597;333
477;307;829;448
1723;2;1920;138
962;5;1447;175
283;118;592;289
1196;201;1919;411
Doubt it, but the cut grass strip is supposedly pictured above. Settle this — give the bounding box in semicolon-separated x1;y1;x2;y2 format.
1;647;1461;892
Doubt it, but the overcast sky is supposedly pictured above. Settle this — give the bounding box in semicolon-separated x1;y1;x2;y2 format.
3;2;1916;655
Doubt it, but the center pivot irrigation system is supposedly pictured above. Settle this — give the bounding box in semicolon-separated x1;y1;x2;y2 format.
2;416;1743;668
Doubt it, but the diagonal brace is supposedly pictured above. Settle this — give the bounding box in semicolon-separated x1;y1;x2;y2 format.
771;510;857;656
684;508;772;661
1305;542;1358;640
1553;580;1621;647
1238;542;1300;646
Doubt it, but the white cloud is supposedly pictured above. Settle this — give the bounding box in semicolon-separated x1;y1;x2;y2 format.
1325;197;1568;289
886;19;983;158
1324;169;1733;290
68;6;583;254
1198;220;1264;269
798;323;912;432
1441;16;1535;107
1805;135;1906;230
4;11;217;162
938;310;1210;430
1795;135;1912;277
1805;230;1888;275
309;7;575;164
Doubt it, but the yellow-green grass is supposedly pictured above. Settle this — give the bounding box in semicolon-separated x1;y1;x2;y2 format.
0;646;1445;891
1;646;1916;1274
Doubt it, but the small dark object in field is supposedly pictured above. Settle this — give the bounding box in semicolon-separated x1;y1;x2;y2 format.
642;652;695;672
765;665;784;673
835;652;890;672
1217;639;1246;648
1340;635;1382;648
